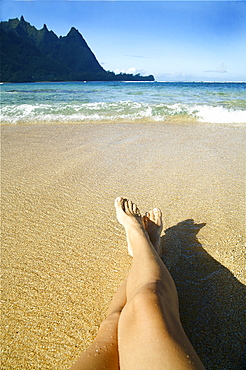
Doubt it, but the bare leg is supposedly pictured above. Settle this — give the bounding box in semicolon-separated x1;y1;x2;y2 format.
69;203;162;369
70;280;127;370
143;208;163;255
115;197;205;370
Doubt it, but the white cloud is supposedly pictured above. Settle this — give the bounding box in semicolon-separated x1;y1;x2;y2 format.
126;67;138;74
125;54;151;59
205;63;228;73
114;67;145;75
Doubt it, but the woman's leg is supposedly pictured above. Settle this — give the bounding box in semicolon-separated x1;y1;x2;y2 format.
70;279;127;370
115;197;205;370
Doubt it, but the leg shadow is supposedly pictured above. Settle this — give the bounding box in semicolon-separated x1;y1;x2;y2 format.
161;219;245;370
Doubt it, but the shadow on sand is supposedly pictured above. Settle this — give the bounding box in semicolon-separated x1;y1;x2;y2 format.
161;219;245;370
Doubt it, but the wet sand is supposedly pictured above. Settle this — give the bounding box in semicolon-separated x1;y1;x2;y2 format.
1;122;245;369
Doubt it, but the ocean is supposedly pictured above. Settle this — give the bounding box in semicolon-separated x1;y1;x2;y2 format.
1;81;246;125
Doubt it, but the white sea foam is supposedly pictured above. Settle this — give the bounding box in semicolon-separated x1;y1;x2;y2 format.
192;105;246;124
1;100;246;125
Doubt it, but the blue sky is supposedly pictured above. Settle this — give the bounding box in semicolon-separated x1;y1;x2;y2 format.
1;1;246;81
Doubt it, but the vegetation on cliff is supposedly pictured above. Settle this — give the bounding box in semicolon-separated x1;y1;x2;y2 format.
0;17;154;82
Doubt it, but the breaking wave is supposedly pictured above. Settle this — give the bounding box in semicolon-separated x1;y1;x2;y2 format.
1;101;246;125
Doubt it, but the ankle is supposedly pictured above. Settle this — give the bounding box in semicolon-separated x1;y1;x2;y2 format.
126;224;148;241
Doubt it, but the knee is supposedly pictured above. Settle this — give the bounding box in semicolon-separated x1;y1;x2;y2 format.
123;281;179;324
124;282;163;320
133;282;161;305
101;310;121;328
133;280;176;307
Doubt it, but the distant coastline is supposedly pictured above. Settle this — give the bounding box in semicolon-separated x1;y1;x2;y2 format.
0;17;155;83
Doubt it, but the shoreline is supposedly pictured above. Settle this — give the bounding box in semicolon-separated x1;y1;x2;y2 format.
1;118;246;127
2;122;245;369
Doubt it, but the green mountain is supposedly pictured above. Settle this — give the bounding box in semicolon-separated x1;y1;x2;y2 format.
0;16;154;82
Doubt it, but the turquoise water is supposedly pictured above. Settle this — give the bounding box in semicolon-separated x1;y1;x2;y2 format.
1;81;246;124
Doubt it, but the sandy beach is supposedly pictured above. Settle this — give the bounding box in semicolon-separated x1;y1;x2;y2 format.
1;122;245;369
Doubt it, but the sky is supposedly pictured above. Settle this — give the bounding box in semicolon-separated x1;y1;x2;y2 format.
1;1;246;81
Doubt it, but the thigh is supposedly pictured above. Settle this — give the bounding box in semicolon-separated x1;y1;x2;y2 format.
70;313;120;370
118;288;204;370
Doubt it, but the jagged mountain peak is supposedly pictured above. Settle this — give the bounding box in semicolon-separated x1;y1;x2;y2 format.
69;26;78;34
0;17;106;81
0;17;154;82
66;26;84;39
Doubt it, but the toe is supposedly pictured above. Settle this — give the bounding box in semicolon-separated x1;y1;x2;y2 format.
148;210;155;222
128;200;134;214
136;206;141;216
143;214;148;229
115;196;123;207
153;208;162;226
122;198;130;214
153;208;162;217
132;202;141;216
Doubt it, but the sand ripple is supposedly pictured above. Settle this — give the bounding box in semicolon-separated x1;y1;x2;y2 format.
1;123;245;369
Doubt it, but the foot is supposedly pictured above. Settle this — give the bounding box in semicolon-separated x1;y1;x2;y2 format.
143;208;163;256
114;197;145;256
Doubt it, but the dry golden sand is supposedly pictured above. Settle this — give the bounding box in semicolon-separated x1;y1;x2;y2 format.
1;122;245;369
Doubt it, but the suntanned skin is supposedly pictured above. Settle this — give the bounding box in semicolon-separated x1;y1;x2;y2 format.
70;197;205;370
